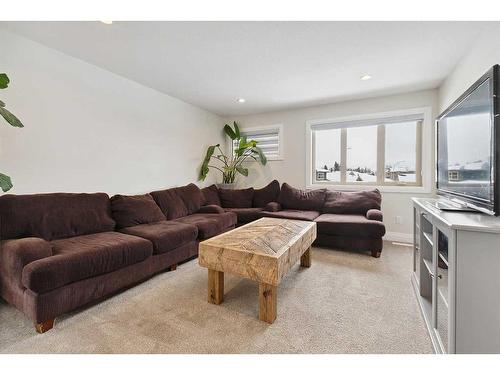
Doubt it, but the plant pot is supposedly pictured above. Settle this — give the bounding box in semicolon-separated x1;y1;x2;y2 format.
217;183;236;190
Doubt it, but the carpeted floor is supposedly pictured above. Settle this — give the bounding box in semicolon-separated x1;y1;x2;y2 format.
0;242;432;354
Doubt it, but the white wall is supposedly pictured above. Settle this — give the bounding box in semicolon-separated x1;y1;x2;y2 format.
0;30;224;196
439;24;500;112
229;89;439;241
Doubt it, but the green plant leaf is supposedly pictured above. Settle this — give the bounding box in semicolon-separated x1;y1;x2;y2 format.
0;172;13;192
0;100;5;107
198;144;217;181
253;146;267;165
224;124;237;140
233;121;240;138
0;106;24;128
0;73;9;89
238;135;248;149
236;166;248;177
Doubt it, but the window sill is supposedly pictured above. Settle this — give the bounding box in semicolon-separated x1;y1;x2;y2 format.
306;183;432;194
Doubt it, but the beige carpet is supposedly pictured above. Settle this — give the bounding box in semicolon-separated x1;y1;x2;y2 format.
0;242;432;354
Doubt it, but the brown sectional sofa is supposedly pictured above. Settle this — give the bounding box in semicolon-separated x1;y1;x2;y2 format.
0;184;236;333
0;180;384;334
201;180;281;225
201;181;385;257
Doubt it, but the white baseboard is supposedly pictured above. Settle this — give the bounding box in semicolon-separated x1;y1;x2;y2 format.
384;231;413;244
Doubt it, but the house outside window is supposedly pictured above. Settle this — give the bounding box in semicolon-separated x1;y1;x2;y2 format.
448;170;460;181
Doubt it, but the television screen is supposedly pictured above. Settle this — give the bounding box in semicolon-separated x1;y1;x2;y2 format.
437;76;494;206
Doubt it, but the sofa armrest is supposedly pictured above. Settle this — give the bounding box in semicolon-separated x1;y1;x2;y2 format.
264;201;282;212
366;209;383;222
197;205;225;214
0;238;53;289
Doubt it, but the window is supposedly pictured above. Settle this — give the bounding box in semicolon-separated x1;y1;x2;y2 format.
314;128;340;182
385;121;420;184
309;113;424;188
346;125;378;183
231;124;283;160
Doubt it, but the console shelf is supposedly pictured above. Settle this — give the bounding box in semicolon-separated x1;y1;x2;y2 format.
412;197;500;354
422;231;433;247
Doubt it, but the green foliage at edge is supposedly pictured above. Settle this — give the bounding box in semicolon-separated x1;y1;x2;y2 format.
1;73;25;192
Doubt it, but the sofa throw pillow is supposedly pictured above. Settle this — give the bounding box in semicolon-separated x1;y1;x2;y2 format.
150;187;185;220
176;183;204;215
150;183;203;220
323;189;381;215
278;183;326;211
0;192;116;241
201;184;221;206
253;180;280;208
218;187;254;208
110;194;166;228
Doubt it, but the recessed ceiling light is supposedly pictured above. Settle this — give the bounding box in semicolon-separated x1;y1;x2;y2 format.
237;98;246;103
360;75;372;81
100;21;113;25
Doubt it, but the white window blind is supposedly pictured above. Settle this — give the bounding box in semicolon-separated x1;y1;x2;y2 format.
310;113;424;131
232;125;283;160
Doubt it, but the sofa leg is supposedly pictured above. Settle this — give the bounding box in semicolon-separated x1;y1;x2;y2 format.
170;264;178;271
35;319;55;334
371;250;381;258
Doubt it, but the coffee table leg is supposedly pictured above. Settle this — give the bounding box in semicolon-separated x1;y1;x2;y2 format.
300;246;312;267
208;269;224;305
259;283;277;323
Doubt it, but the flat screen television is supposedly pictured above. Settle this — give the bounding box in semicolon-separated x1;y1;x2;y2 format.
436;65;500;215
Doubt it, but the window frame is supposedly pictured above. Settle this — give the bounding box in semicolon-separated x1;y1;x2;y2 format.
228;123;284;161
305;107;433;193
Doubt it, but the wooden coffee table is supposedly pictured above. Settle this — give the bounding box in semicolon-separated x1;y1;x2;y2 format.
198;217;317;323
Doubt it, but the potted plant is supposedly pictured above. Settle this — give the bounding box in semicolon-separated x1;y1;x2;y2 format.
199;122;267;188
0;73;24;192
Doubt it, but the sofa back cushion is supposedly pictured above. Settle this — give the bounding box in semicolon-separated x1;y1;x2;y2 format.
201;184;221;206
150;183;203;220
218;188;254;208
253;180;280;208
110;194;166;229
0;193;115;241
323;189;382;215
278;183;326;211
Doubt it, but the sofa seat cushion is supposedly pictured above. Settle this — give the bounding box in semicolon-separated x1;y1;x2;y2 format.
119;221;198;254
22;232;153;293
261;209;321;221
314;214;386;238
224;207;264;223
174;212;237;240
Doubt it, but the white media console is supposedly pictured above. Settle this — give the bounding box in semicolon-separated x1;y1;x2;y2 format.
412;197;500;353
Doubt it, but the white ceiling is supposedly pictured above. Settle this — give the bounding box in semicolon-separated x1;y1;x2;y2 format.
0;21;489;116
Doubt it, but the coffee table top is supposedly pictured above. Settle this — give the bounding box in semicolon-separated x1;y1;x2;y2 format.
198;217;316;285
